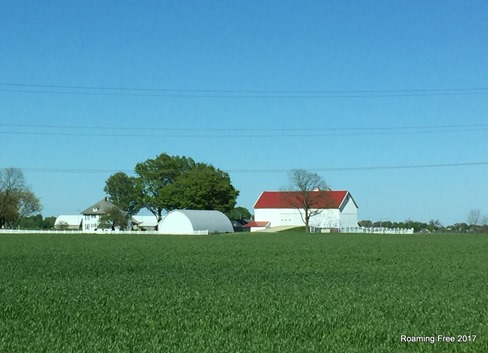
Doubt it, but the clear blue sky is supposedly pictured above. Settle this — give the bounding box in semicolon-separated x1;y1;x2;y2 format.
1;0;487;225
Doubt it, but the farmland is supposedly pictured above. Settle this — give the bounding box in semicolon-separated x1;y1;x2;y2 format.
0;232;487;353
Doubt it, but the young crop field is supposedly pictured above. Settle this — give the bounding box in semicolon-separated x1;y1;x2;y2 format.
0;232;486;353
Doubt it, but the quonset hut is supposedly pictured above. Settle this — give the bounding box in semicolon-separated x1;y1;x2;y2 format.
158;210;234;235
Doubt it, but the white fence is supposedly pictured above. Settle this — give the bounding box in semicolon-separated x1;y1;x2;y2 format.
340;227;414;234
310;226;414;234
0;229;159;235
0;229;212;235
1;227;414;235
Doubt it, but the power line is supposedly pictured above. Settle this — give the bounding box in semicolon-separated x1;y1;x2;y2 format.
1;122;487;138
1;82;488;98
1;89;486;99
1;82;487;94
5;162;488;175
1;122;488;132
1;127;486;139
0;81;484;92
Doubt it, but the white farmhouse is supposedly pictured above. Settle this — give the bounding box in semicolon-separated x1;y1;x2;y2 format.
80;198;119;231
253;190;358;231
54;198;158;232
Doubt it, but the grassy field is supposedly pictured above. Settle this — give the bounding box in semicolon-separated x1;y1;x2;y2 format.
0;232;486;353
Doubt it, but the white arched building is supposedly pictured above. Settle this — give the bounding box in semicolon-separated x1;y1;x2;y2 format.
253;190;358;231
158;210;234;235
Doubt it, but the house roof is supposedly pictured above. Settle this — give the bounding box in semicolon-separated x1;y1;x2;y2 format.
243;221;270;228
254;190;357;210
81;198;119;215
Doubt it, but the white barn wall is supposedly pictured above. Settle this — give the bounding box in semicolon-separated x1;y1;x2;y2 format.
312;209;341;228
339;198;359;228
254;208;342;228
254;208;303;227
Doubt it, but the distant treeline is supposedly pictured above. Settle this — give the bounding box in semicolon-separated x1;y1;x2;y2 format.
360;219;488;233
17;215;56;230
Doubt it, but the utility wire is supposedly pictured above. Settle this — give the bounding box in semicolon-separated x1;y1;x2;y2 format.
1;82;488;94
1;127;486;138
1;82;488;98
1;88;487;98
5;162;488;175
1;122;487;138
1;122;488;132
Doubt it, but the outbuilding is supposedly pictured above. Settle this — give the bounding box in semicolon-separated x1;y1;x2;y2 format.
253;190;358;231
158;210;234;235
54;215;83;230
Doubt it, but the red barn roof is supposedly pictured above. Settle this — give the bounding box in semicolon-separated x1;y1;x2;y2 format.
254;190;356;210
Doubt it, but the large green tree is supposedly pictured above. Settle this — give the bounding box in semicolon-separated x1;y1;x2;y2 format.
16;190;42;228
0;193;18;228
104;172;143;217
132;153;239;222
135;154;196;222
175;163;239;212
0;168;42;228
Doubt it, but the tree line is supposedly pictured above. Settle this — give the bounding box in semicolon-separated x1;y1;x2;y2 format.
18;214;56;229
360;215;488;233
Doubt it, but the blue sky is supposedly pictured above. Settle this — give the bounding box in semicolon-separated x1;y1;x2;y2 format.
1;0;487;225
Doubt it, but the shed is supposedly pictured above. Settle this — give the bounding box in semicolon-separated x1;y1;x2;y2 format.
243;221;270;232
158;210;234;235
131;215;159;231
54;215;83;230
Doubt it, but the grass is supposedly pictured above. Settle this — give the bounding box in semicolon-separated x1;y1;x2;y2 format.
0;232;487;353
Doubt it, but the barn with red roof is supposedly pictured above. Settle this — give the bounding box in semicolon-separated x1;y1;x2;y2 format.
252;190;358;231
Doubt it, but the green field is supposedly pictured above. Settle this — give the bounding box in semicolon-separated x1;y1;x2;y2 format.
0;232;486;353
